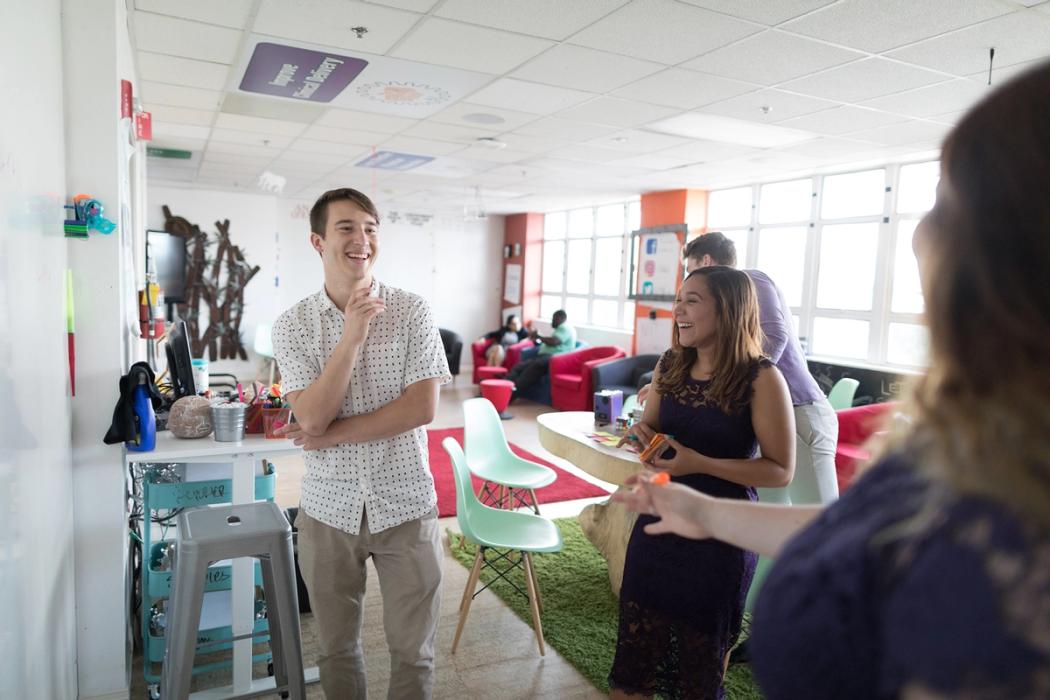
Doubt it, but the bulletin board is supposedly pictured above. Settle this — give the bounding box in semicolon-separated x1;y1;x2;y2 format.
628;224;688;302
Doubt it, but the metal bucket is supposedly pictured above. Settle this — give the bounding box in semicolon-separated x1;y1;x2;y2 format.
211;403;246;442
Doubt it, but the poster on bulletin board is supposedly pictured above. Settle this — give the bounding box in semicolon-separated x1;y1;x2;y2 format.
629;224;687;301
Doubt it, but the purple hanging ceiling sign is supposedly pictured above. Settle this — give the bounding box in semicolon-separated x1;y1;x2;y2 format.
239;42;369;103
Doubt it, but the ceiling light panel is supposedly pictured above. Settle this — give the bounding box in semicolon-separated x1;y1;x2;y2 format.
648;113;814;147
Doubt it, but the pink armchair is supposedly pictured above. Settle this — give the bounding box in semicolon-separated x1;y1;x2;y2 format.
471;337;535;384
549;346;627;411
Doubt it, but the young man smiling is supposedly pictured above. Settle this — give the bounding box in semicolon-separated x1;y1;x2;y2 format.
272;188;450;699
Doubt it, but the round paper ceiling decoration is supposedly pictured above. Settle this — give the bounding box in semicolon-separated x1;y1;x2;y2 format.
355;81;451;106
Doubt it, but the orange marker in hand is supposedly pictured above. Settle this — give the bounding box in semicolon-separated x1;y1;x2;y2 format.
650;472;670;486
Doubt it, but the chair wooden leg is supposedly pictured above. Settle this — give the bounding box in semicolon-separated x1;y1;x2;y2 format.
526;552;544;615
528;488;541;515
522;552;546;656
453;548;484;654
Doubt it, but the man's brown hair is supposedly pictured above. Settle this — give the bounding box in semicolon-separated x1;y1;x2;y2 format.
309;188;381;236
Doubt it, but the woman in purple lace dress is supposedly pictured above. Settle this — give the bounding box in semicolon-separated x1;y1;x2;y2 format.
609;267;796;699
614;61;1050;699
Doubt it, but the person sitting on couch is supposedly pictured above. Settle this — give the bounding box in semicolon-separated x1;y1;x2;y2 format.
506;309;576;396
478;314;529;367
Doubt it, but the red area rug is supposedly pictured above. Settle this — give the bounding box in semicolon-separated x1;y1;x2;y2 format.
427;427;611;517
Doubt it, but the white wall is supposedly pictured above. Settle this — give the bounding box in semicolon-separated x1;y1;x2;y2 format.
0;1;77;699
145;188;505;381
147;185;282;382
66;0;142;696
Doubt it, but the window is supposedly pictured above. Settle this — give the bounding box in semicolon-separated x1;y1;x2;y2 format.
541;200;639;330
708;160;937;368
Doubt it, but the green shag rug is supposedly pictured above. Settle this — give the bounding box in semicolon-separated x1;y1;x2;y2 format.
450;518;763;699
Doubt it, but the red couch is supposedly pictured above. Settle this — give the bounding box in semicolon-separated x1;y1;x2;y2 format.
549;346;627;411
835;402;898;493
471;337;534;384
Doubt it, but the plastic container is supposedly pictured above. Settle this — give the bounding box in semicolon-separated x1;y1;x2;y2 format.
191;358;209;393
262;407;292;439
211;402;246;442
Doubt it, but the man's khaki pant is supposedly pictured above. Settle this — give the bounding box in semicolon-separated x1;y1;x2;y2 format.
295;508;443;699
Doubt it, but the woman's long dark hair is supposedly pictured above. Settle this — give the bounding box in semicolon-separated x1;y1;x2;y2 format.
655;266;764;414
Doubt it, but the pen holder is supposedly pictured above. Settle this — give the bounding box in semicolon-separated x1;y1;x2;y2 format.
211;403;247;443
262;407;292;439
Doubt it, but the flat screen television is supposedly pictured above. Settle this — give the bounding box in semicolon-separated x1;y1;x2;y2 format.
146;230;187;319
165;320;196;399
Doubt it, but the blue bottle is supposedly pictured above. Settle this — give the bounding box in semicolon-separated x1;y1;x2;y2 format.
127;374;156;452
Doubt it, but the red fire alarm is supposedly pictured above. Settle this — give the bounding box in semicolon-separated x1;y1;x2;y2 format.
136;111;152;141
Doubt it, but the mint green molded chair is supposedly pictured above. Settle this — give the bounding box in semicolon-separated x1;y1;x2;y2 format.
463;397;557;514
443;437;563;655
827;377;860;410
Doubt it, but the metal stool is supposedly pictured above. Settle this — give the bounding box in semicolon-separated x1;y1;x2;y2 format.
161;501;306;700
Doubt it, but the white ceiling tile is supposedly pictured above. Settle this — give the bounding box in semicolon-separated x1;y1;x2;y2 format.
219;93;327;123
465;79;596;114
511;45;663;93
315;108;418;133
557;97;681;128
435;0;628;40
779;58;948;102
683;31;864;85
650;138;759;162
289;138;374;157
886;11;1050;76
300;124;390;145
569;0;762;64
149;137;208;152
149;166;198;182
556;144;635;163
212;113;309;136
514;117;619;141
587;129;692;152
134;0;255;28
391;18;554;74
402;121;502;143
367;0;439;11
137;52;231;91
677;0;836;26
775;137;881;159
493;132;572;154
140;81;223;110
844;120;950;146
253;0;422;54
151;121;212;140
700;89;838;122
611;152;701;169
777;105;910;134
267;151;350;167
202;151;274;167
378;136;469;156
210;128;293;149
456;146;534;163
780;0;1011;53
205;141;284;158
133;12;242;63
612;68;757;109
145;104;216;127
427;103;541;131
968;58;1050;86
860;80;990;118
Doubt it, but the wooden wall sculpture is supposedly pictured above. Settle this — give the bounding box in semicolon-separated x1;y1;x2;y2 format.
161;205;260;361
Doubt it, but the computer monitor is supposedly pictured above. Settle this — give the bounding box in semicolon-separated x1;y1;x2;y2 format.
165;320;196;398
146;230;187;320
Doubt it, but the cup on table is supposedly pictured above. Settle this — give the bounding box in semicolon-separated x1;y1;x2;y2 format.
211;402;246;442
262;407;292;439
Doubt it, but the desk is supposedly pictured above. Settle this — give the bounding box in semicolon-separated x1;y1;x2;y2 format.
537;411;642;595
125;432;320;698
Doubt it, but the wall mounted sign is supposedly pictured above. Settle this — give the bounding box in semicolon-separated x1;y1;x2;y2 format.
240;42;368;102
628;224;688;302
355;151;435;171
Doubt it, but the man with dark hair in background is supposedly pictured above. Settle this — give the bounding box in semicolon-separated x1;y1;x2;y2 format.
272;187;450;699
506;309;576;396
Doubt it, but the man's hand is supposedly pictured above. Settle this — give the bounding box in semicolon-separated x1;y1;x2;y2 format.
276;422;334;451
342;288;386;348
